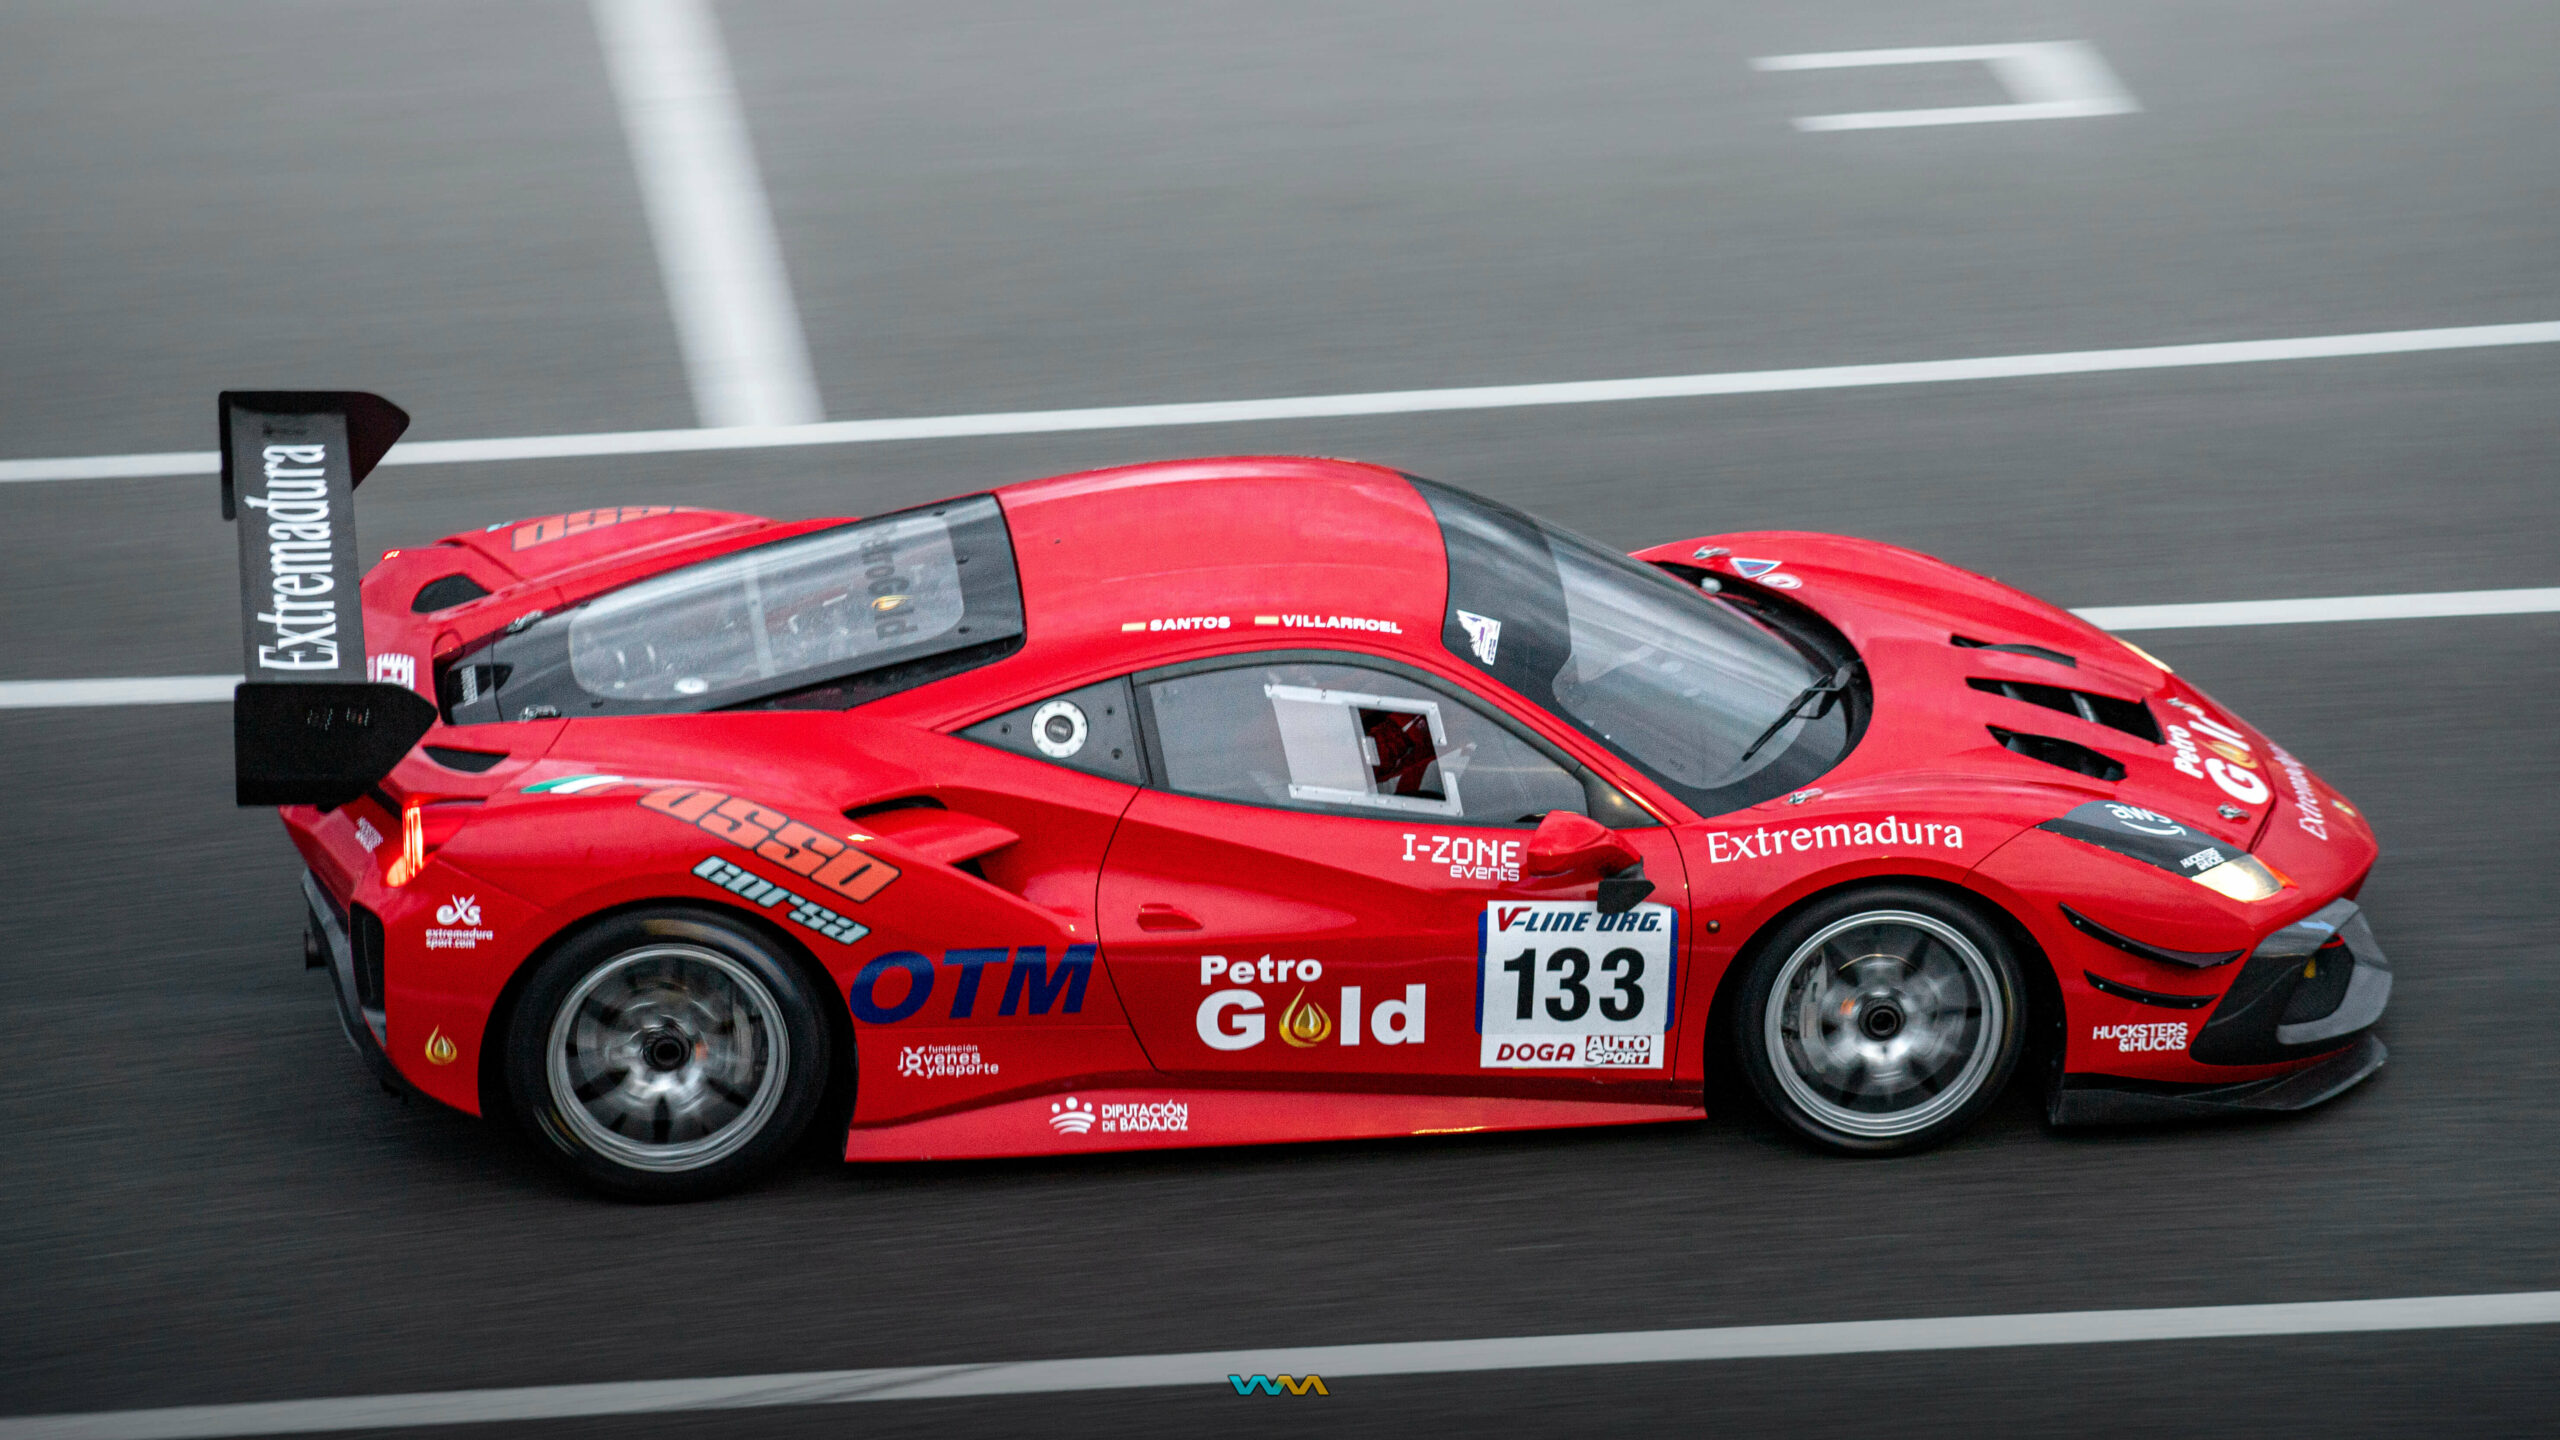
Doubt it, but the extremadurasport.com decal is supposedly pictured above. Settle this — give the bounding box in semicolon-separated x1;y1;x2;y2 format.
1477;901;1676;1068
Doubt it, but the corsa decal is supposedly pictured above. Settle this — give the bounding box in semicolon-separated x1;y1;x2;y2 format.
510;505;692;550
847;945;1095;1024
638;787;899;903
691;856;871;946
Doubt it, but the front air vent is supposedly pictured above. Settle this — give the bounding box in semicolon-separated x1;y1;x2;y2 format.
1968;678;2163;743
1952;635;2075;667
1988;726;2127;782
412;573;491;613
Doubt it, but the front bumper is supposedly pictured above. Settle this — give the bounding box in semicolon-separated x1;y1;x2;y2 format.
2054;897;2392;1125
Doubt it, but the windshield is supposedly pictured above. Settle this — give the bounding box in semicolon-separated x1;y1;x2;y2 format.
1415;478;1861;815
444;495;1023;722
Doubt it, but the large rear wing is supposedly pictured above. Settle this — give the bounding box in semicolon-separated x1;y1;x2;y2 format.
221;391;436;808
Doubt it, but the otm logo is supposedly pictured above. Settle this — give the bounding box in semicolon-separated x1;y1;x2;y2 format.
1230;1374;1328;1396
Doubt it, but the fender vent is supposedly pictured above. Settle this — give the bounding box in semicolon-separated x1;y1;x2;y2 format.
412;573;491;613
1952;635;2075;667
423;746;507;773
1988;726;2127;782
1968;678;2162;743
348;904;386;1011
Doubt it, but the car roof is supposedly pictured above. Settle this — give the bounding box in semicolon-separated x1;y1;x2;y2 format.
993;457;1451;664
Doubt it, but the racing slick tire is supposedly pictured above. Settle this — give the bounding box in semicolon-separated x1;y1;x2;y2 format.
504;909;830;1200
1733;886;2026;1155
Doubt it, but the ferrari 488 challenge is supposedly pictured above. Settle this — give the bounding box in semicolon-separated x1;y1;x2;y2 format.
221;392;2389;1198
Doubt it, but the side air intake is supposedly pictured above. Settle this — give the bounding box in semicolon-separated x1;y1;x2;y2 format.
1968;678;2162;743
1987;726;2127;782
1952;635;2075;667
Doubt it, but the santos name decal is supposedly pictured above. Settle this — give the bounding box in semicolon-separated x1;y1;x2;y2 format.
1704;816;1964;864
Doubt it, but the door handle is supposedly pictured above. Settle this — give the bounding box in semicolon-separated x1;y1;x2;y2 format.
1136;903;1203;932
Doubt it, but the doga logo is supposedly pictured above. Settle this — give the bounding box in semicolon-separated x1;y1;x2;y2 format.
436;895;481;926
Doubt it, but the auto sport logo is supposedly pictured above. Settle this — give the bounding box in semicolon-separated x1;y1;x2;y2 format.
1455;610;1502;665
425;895;494;951
1049;1097;1095;1134
2093;1022;2190;1053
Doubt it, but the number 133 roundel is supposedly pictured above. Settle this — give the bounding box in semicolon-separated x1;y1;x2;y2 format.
1479;902;1676;1069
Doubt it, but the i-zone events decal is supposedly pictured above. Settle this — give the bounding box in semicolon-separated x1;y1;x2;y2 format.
638;787;898;904
848;945;1093;1024
1477;902;1675;1068
509;505;693;550
1400;832;1521;882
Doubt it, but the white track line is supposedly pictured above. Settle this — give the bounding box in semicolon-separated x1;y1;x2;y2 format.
1755;42;2140;132
590;0;822;428
3;321;2555;485
6;1291;2557;1439
4;588;2554;711
2074;586;2560;632
0;677;242;709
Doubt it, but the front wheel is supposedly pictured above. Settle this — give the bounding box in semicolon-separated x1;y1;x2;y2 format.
1734;887;2025;1154
505;909;830;1200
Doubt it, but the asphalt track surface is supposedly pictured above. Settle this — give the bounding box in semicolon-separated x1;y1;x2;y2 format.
4;2;2558;1436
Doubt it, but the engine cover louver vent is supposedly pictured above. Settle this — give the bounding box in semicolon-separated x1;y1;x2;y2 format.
1968;677;2162;743
1987;725;2128;782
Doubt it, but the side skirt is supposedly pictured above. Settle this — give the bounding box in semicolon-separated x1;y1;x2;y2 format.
844;1090;1703;1162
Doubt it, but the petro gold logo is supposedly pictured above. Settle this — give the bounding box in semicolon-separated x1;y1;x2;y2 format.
1278;990;1332;1047
424;1026;459;1065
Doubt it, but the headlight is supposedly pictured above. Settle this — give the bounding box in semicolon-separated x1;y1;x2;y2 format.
2191;853;2286;902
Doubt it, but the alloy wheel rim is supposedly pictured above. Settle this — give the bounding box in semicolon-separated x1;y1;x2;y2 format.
1763;910;2004;1139
546;943;788;1172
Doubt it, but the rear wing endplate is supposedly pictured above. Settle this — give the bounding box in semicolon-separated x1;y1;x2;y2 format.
220;391;436;808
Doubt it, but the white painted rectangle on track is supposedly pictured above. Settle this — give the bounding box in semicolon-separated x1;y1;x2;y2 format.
591;0;822;428
1754;41;2140;131
1;321;2554;485
4;1291;2556;1438
4;588;2556;710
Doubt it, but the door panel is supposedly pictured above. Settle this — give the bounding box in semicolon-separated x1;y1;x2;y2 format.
1099;654;1689;1089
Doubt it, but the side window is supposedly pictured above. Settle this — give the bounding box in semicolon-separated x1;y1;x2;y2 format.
961;677;1145;783
1141;660;1590;825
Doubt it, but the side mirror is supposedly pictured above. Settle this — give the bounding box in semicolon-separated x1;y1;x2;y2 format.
1525;811;1640;878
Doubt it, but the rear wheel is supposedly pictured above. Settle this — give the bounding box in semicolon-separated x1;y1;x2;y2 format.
1734;887;2024;1154
505;909;829;1200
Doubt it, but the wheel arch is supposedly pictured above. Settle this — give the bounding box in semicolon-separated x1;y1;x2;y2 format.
476;895;859;1123
1701;871;2059;1083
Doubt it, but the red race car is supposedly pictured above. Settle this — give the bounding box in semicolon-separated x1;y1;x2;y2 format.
223;392;2390;1198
